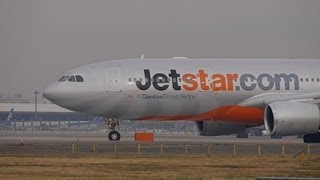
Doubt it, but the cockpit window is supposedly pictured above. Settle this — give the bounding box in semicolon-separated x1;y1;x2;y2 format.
68;75;75;82
58;76;69;82
75;75;84;82
59;75;83;82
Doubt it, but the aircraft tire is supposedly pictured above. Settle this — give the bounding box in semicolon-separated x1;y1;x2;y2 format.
304;132;320;143
108;130;121;141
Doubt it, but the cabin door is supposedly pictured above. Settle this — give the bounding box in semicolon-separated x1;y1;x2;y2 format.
106;68;121;92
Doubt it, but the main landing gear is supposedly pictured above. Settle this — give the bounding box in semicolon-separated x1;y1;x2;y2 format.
105;118;121;141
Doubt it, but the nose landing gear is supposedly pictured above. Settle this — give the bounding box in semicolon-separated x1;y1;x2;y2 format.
105;118;121;141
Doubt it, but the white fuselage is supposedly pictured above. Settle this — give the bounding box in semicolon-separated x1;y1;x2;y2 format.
44;59;320;125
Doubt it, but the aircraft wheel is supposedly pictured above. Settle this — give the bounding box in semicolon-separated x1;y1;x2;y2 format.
108;130;121;141
304;132;320;143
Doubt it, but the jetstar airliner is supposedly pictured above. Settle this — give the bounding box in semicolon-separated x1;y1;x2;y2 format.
44;58;320;142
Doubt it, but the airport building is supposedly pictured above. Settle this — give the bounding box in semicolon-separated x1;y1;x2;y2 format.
0;103;96;131
0;93;29;103
0;103;196;134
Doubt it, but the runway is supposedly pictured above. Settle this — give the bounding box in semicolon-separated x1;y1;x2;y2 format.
0;132;319;179
0;132;304;144
0;132;319;157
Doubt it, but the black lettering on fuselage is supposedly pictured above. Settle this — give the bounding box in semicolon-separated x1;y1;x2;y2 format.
136;69;152;90
153;73;169;91
135;69;300;92
169;69;181;90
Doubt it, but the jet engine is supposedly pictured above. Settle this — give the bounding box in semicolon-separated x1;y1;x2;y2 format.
196;121;248;136
264;102;320;136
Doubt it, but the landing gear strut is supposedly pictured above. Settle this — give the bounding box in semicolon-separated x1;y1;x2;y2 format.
105;118;121;141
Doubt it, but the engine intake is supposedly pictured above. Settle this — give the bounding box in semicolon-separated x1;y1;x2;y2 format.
264;102;320;136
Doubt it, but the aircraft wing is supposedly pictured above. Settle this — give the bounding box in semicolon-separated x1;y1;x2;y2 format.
239;92;320;108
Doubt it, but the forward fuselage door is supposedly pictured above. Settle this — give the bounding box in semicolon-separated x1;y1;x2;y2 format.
106;68;121;92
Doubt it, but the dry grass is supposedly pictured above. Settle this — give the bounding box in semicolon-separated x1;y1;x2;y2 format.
0;155;319;180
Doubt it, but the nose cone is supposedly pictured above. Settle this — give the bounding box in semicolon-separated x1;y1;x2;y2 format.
43;83;64;103
43;84;54;102
44;81;90;112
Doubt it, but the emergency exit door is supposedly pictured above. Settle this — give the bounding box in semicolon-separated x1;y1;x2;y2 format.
106;68;121;92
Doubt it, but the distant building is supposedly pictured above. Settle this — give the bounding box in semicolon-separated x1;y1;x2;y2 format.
0;103;89;122
0;93;29;103
0;103;96;131
0;103;196;133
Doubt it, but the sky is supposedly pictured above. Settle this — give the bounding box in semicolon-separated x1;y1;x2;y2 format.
1;0;320;102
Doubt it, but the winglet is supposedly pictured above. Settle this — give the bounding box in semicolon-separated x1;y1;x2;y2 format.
140;54;145;59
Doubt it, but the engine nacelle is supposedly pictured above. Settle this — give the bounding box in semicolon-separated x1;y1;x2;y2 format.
264;102;320;136
196;121;247;136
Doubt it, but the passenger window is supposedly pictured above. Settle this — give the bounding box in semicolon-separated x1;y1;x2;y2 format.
128;78;132;82
58;76;68;82
68;75;75;82
75;75;84;82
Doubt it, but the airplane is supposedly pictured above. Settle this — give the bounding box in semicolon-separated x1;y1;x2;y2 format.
44;58;320;142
